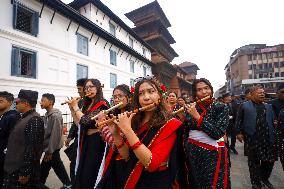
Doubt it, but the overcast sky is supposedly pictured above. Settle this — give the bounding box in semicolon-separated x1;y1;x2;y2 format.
63;0;284;90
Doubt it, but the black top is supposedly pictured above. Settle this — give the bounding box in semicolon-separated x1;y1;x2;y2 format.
0;110;20;153
268;98;284;117
20;109;44;176
184;101;229;140
238;103;277;161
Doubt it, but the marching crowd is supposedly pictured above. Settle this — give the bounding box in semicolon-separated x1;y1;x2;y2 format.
0;76;283;189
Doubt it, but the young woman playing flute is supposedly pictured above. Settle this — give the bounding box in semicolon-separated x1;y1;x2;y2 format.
67;78;109;189
183;78;230;189
97;76;184;189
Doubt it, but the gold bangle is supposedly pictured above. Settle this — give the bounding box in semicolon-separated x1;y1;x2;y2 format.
145;154;152;169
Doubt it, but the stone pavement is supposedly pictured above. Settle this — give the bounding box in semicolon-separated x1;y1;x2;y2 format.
46;141;284;189
230;142;284;189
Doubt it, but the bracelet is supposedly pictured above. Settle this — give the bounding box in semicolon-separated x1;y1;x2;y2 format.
116;140;124;149
145;154;152;169
130;141;142;150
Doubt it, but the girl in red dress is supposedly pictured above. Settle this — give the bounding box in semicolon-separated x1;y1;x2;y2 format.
97;77;184;189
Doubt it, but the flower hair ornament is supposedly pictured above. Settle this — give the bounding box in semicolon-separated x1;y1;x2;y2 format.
159;84;167;98
130;86;135;94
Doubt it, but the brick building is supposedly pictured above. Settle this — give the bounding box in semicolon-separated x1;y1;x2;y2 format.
225;44;284;95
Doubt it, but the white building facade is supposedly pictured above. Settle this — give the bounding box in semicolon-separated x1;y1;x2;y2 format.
0;0;153;115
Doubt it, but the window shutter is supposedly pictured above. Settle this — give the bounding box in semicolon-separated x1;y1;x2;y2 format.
130;60;134;72
11;47;20;76
112;51;116;66
12;1;18;29
76;64;80;79
110;51;113;64
85;66;88;78
110;73;117;88
110;50;116;65
82;37;88;55
31;53;36;78
77;35;82;54
32;12;39;36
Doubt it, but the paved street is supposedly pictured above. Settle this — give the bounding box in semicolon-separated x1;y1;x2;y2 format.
230;142;284;189
46;141;284;189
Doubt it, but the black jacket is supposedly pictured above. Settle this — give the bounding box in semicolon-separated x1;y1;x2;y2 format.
0;110;20;153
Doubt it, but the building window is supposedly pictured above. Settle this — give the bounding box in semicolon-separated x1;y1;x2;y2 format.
273;52;278;58
143;48;146;57
281;61;284;67
110;73;117;88
263;73;268;78
263;63;268;69
248;65;252;70
281;72;284;77
130;78;135;87
77;64;88;80
143;66;147;76
110;50;117;66
11;46;36;78
77;34;88;56
279;51;284;58
262;54;267;60
129;37;134;48
130;60;134;73
274;62;279;67
268;63;272;68
275;72;279;77
259;73;263;78
253;54;257;60
13;1;39;36
109;22;116;36
248;55;252;61
259;64;263;69
249;74;252;79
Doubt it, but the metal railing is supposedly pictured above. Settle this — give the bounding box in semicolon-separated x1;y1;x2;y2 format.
62;112;73;134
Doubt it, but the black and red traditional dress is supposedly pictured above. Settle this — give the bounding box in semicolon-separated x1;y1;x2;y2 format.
74;100;109;189
183;100;230;189
97;118;183;189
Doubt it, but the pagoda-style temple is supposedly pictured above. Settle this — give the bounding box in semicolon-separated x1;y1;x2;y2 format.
172;65;192;97
125;0;179;90
179;61;200;83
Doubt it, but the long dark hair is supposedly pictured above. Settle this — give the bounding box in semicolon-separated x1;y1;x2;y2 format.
131;79;171;132
112;84;133;115
82;78;104;112
192;78;213;100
